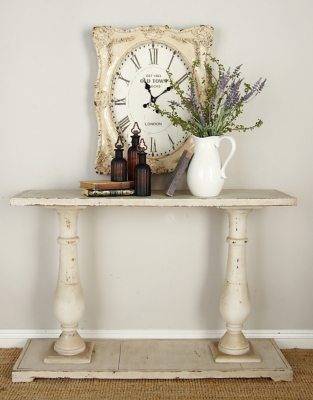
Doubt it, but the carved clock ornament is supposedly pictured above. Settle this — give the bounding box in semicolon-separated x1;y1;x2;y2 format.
93;25;214;174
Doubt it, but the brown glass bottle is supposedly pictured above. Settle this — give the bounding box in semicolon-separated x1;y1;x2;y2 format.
111;136;127;182
127;122;141;181
134;139;151;196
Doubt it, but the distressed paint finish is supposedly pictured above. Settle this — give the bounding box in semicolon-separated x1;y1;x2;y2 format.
93;25;214;175
12;338;293;382
10;189;297;208
50;206;87;357
218;208;258;356
10;189;297;367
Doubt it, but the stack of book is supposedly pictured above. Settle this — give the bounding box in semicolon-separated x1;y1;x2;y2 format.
80;180;135;197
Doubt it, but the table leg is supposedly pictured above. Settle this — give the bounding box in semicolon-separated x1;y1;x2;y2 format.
210;207;261;362
43;206;93;363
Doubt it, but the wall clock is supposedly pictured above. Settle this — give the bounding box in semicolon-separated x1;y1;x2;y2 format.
93;25;214;174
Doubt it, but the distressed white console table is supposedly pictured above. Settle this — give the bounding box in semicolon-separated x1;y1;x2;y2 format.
10;189;296;382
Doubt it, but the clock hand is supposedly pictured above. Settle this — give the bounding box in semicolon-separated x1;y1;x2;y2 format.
154;86;171;101
143;79;160;111
144;79;152;97
143;97;160;112
143;79;155;109
143;84;171;111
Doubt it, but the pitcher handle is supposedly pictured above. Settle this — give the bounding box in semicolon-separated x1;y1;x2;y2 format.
215;136;236;179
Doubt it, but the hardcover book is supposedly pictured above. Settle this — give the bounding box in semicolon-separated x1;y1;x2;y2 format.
82;189;135;197
79;180;134;190
165;150;193;196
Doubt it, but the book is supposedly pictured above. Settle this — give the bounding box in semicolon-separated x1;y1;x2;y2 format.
82;189;135;197
79;180;134;190
165;150;193;197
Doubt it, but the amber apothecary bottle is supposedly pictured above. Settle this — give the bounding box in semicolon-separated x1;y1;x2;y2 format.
111;135;127;182
134;138;151;196
127;122;141;181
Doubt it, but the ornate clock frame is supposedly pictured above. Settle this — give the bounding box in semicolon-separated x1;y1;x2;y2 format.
93;25;214;174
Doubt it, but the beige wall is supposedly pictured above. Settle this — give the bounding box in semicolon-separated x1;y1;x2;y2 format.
0;0;312;337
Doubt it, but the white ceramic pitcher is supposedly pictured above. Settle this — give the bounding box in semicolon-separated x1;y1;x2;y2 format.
187;135;236;197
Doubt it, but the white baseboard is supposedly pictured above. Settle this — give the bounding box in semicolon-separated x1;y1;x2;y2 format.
0;329;312;349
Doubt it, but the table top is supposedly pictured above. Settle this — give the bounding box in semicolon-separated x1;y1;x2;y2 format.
10;189;297;208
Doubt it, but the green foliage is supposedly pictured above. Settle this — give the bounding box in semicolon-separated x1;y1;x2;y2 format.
151;56;266;137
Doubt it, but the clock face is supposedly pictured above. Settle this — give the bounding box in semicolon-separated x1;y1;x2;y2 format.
110;42;192;158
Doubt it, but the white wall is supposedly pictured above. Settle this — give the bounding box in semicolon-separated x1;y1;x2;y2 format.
1;0;312;344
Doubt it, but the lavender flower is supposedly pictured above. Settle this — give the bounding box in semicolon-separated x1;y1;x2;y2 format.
199;113;206;127
224;78;243;110
258;78;267;93
187;84;202;113
209;67;231;104
232;64;242;77
242;78;267;102
168;100;184;109
218;68;231;93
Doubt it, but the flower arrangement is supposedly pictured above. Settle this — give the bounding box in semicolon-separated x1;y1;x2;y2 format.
153;56;266;138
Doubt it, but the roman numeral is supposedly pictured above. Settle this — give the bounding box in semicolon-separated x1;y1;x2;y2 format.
167;51;176;70
168;134;175;150
150;137;157;156
113;97;126;106
176;73;189;86
116;72;130;86
118;115;131;133
130;52;141;71
149;45;158;65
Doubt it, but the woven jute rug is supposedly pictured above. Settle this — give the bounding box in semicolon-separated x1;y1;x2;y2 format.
0;348;312;400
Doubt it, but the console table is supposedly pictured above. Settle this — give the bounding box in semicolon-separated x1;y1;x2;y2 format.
10;189;296;382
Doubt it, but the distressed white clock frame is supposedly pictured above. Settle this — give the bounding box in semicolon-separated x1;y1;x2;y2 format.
93;25;214;174
10;189;296;382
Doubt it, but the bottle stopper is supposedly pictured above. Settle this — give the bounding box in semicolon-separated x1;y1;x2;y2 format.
131;122;141;136
114;135;124;149
137;138;148;153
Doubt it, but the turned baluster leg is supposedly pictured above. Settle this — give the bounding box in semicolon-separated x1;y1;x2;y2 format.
218;207;258;356
52;206;86;356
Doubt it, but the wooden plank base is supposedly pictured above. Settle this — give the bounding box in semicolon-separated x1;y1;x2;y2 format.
12;338;293;383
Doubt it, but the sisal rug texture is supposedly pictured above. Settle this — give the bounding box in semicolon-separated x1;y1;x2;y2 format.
0;348;313;400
